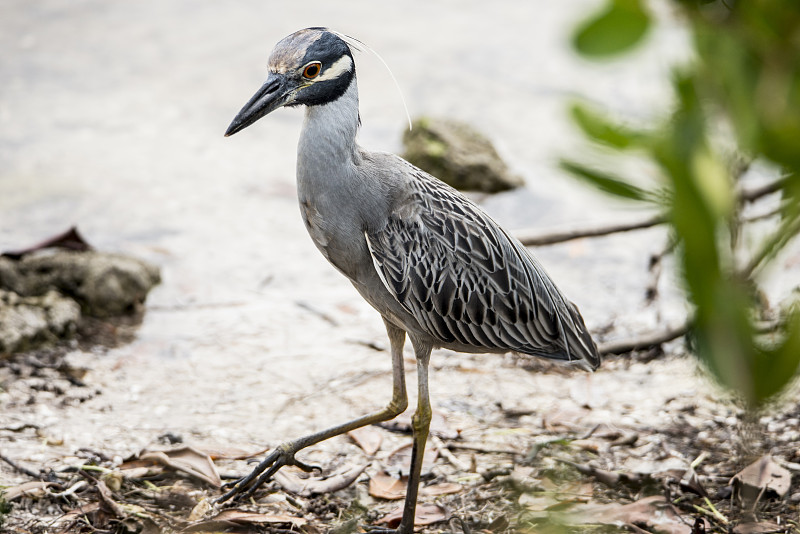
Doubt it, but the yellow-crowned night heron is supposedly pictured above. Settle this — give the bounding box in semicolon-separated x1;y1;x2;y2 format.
218;27;600;533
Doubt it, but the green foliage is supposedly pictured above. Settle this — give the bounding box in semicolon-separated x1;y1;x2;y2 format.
568;0;800;407
559;160;652;201
573;0;652;58
569;103;647;150
0;495;10;529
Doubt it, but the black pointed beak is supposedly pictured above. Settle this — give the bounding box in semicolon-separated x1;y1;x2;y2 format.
225;73;291;137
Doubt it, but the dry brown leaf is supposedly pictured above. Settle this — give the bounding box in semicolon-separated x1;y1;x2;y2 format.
731;455;791;505
119;465;162;479
137;518;162;534
95;479;125;518
421;482;462;496
570;439;602;453
187;498;212;522
211;509;308;526
2;226;92;259
182;509;307;532
576;495;691;534
378;503;450;528
55;502;102;533
732;521;783;534
680;467;708;497
348;426;383;455
486;514;510;532
369;472;407;500
200;445;270;461
1;480;55;501
139;446;221;487
369;473;464;501
385;442;438;476
273;463;367;497
519;492;558;512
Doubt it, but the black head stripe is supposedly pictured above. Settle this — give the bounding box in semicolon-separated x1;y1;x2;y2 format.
301;31;354;72
295;72;354;106
270;28;356;107
293;30;355;106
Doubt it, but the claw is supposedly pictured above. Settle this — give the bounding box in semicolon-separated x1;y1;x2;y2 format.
294;458;321;472
215;448;292;504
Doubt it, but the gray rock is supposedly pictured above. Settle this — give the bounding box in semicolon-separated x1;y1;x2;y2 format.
0;251;161;318
402;117;524;193
0;289;80;354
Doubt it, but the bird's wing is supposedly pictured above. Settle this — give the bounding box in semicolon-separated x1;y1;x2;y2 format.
365;164;599;370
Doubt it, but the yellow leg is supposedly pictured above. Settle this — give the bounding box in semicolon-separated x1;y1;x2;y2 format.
369;339;433;534
217;319;409;503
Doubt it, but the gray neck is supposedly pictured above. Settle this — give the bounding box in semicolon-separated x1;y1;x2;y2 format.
297;78;361;175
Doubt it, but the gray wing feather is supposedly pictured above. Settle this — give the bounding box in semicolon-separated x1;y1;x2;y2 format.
366;164;599;370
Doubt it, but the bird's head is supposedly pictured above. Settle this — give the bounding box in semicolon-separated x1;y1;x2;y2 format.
225;27;355;137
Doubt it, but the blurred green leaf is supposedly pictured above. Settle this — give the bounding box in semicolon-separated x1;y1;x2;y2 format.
560;160;651;201
690;147;734;220
569;0;800;408
744;211;800;277
752;312;800;403
569;103;647;149
572;0;651;58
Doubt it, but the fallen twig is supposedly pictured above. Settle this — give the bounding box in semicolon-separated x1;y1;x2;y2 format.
556;458;649;488
296;300;339;326
645;236;677;303
445;442;521;455
50;480;88;498
481;467;513;482
432;437;470;471
0;452;42;480
598;321;690;356
515;214;666;247
697;496;729;525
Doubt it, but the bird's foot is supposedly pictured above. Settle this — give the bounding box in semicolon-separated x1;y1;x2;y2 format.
216;443;318;504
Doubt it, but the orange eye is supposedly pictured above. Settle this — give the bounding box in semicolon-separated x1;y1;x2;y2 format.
302;62;322;79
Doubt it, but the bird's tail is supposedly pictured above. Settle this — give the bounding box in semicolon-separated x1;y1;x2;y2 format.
563;301;601;371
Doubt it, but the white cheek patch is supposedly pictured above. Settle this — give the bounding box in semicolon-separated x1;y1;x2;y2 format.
316;55;353;83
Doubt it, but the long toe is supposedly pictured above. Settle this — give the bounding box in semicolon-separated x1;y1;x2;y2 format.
216;448;284;504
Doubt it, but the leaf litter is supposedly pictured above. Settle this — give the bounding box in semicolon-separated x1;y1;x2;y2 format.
2;342;800;533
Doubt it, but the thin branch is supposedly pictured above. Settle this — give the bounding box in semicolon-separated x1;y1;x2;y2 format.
743;204;783;224
514;175;789;248
444;442;521;455
741;211;800;278
0;452;42;479
739;175;789;203
515;214;666;247
645;236;677;304
598;321;690;355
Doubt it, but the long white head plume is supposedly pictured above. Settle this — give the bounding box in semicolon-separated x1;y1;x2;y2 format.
330;30;413;131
